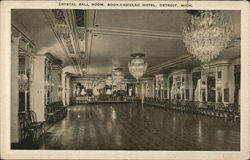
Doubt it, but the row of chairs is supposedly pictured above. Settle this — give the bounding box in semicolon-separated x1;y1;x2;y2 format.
71;97;88;104
144;97;240;122
45;101;67;122
18;110;45;143
127;97;140;103
72;96;138;104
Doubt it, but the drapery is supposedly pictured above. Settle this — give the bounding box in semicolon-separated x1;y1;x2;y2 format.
234;65;240;106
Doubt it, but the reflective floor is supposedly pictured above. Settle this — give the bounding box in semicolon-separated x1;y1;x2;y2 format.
40;103;240;150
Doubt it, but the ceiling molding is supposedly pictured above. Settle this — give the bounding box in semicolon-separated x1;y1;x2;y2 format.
11;24;36;47
83;10;96;75
85;33;93;75
70;73;110;79
93;10;98;27
90;10;182;40
147;54;196;74
89;26;182;40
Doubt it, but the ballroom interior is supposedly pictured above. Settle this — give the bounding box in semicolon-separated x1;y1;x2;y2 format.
11;9;241;150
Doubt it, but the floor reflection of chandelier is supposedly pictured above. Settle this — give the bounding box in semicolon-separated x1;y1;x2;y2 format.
112;68;124;84
183;10;232;63
128;53;147;80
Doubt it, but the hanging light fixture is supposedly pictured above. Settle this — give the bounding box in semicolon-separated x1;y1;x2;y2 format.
128;53;148;80
112;68;124;84
97;81;106;89
105;75;113;86
183;10;232;64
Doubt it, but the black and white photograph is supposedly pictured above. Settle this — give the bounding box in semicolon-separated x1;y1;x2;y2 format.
0;1;249;160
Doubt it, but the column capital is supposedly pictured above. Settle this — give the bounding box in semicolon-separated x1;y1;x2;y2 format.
11;33;22;43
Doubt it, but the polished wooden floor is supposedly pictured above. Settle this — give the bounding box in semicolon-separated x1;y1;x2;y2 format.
39;103;240;150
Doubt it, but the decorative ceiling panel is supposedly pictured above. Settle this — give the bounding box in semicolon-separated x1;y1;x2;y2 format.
11;9;241;78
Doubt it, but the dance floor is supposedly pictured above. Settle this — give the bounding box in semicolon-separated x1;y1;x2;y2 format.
30;103;241;150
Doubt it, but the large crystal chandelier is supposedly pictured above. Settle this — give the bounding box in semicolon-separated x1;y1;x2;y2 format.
183;10;232;63
128;53;147;80
112;68;124;84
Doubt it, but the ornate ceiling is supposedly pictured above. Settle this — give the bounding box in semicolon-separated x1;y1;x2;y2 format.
11;9;240;78
43;9;86;74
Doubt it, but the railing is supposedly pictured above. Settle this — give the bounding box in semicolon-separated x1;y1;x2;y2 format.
144;97;240;122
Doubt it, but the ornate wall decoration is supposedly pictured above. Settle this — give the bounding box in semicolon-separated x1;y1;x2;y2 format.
52;9;66;24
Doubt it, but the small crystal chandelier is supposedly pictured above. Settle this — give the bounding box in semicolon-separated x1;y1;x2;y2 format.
112;68;124;84
128;53;147;80
105;76;113;86
18;73;29;92
97;81;106;89
183;10;232;63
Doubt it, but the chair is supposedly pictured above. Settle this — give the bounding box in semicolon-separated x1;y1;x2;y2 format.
18;110;45;143
199;101;208;116
27;110;45;142
206;102;214;117
234;105;240;122
164;99;170;109
228;104;240;122
186;101;192;113
193;101;200;114
18;112;30;143
215;103;225;119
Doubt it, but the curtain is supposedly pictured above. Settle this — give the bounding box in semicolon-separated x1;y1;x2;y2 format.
169;76;173;99
234;65;240;106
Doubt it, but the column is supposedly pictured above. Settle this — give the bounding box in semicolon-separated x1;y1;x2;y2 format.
11;35;21;143
62;72;66;105
30;56;45;121
65;76;70;105
50;68;61;103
